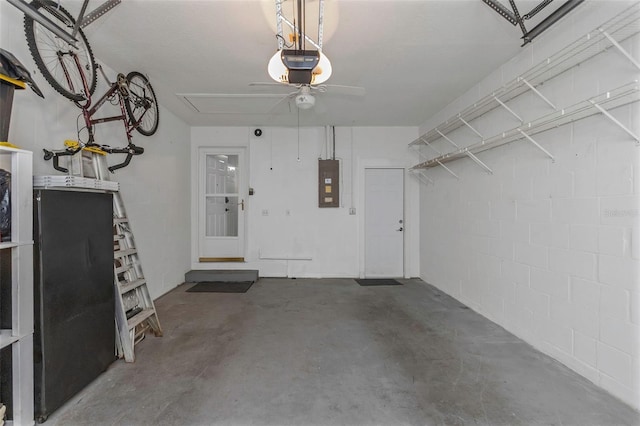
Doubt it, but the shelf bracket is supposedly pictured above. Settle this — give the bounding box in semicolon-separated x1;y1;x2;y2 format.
459;117;484;140
518;129;555;160
436;160;460;179
600;29;640;71
494;95;524;122
437;130;493;174
423;140;443;156
590;99;640;144
519;77;557;110
409;169;433;185
417;140;458;178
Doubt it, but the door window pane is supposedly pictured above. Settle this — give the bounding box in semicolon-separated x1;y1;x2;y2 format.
205;196;238;237
206;155;238;194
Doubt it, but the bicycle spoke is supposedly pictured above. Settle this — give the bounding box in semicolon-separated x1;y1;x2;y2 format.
125;72;159;136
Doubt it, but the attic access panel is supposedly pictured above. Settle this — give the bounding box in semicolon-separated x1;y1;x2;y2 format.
482;0;584;45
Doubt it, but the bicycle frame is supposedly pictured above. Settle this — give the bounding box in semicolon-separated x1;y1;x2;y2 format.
45;51;148;173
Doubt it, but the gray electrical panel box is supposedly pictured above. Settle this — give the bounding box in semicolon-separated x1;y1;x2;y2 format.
318;159;339;208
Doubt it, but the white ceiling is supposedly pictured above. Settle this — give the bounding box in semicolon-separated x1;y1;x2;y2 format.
77;0;577;127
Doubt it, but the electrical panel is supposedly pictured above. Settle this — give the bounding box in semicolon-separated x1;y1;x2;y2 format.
318;159;339;208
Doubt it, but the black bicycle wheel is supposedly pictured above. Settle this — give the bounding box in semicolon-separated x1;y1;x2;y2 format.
125;72;159;136
24;0;97;101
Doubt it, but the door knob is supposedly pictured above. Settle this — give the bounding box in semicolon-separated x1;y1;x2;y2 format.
396;227;403;231
238;199;245;211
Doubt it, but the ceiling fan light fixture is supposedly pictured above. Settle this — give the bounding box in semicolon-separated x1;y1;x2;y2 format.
295;93;316;109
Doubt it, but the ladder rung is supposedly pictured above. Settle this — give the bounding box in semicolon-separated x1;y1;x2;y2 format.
119;278;146;294
127;308;155;330
114;217;129;224
115;248;137;258
115;264;133;275
114;234;124;240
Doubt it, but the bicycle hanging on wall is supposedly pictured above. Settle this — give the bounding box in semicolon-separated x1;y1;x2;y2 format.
16;0;159;172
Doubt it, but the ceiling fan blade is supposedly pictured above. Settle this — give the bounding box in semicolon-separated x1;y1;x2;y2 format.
267;93;296;114
249;82;302;92
321;84;366;96
249;82;286;87
309;84;366;96
313;97;328;114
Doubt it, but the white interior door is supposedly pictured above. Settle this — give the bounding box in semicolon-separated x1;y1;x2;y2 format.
199;149;245;261
364;168;404;277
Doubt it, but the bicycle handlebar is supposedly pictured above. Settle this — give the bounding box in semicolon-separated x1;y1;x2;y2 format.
43;143;144;174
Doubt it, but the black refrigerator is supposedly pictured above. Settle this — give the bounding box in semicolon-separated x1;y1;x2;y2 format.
33;189;115;422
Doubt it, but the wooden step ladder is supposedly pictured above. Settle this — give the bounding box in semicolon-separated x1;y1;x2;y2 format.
80;148;163;362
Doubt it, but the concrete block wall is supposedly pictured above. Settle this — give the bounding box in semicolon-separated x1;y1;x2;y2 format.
418;1;640;410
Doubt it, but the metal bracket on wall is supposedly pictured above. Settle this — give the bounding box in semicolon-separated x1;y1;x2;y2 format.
459;116;484;140
419;139;460;179
590;99;640;145
437;130;493;174
517;129;554;161
600;29;640;71
494;95;524;122
518;77;557;110
409;169;433;185
436;160;460;180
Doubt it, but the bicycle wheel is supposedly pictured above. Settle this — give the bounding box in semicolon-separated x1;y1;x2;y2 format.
125;72;159;136
24;0;97;102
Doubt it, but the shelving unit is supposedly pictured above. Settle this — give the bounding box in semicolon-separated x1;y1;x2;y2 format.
412;81;639;170
409;3;640;178
0;146;33;426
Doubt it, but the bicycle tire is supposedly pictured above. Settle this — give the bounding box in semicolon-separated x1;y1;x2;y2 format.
125;72;159;136
24;0;97;102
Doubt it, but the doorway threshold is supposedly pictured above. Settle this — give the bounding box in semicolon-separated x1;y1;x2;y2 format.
198;257;245;262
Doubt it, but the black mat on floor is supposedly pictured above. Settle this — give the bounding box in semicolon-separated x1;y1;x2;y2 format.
186;281;254;293
355;279;403;286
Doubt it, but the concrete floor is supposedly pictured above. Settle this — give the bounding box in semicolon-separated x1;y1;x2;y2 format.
47;278;639;426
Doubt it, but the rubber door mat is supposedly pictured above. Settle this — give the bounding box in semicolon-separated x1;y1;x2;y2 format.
355;279;403;286
186;281;253;293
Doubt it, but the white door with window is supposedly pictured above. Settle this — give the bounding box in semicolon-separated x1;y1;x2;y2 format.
364;168;404;277
198;149;246;261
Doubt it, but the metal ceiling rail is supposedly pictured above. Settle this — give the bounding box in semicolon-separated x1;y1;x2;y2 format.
408;2;640;148
411;81;640;170
274;0;325;50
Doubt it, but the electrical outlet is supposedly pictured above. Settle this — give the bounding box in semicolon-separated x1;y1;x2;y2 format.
349;207;356;215
262;209;269;216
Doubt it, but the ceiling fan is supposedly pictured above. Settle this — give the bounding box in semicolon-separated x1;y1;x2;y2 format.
249;82;365;112
251;0;365;111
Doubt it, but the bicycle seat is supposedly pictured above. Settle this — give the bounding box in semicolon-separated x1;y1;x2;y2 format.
0;48;44;98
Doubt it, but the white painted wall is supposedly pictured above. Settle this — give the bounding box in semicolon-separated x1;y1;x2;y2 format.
418;1;640;410
1;2;191;299
191;126;420;278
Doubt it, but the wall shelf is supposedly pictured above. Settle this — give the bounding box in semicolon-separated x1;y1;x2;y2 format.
409;3;640;177
0;146;34;426
412;81;639;170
